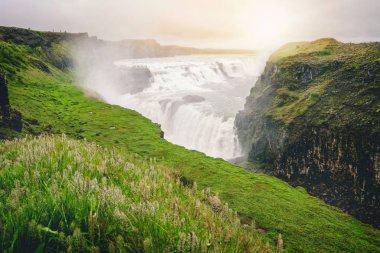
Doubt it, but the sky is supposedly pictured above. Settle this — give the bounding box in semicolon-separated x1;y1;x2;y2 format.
1;0;380;49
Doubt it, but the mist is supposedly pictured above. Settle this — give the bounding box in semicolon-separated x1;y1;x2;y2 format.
2;0;379;156
72;38;268;159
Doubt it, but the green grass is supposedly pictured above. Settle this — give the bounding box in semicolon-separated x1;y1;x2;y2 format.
269;80;329;125
265;39;380;128
1;37;380;252
0;135;273;252
268;38;340;63
263;39;343;125
0;41;29;76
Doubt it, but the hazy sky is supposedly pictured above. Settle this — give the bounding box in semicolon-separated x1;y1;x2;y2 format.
1;0;379;49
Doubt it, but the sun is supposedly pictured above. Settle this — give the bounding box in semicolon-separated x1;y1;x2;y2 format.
254;8;290;39
240;2;294;49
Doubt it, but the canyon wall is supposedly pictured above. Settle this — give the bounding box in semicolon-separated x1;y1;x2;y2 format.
235;39;380;227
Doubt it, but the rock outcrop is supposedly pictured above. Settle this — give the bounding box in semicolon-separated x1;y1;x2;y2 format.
235;39;380;228
0;71;11;119
0;70;22;133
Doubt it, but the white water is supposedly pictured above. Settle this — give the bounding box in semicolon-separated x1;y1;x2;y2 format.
85;54;268;159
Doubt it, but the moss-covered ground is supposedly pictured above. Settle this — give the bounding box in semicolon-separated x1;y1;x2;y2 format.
267;38;380;129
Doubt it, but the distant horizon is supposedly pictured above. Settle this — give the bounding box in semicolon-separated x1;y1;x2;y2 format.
2;24;380;52
1;0;379;50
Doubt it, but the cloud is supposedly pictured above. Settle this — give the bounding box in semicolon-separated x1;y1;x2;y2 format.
0;0;379;49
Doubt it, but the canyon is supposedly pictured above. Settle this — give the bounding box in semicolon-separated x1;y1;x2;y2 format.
235;38;380;228
0;26;379;251
81;54;268;159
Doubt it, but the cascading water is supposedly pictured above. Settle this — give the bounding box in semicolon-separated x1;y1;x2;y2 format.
85;54;268;160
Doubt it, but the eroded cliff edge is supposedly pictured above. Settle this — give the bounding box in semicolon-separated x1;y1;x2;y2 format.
235;38;380;227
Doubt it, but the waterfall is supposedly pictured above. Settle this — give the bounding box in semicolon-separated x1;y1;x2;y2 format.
86;54;268;159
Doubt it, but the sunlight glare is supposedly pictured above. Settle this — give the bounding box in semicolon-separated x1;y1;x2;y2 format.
241;2;294;49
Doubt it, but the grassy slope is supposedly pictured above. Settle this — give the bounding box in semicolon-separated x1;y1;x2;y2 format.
1;38;379;252
0;135;270;252
267;38;380;128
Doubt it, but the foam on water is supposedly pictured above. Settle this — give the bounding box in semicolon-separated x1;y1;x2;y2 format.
88;54;268;159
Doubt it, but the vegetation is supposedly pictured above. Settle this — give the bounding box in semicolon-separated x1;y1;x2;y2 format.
269;80;329;125
268;38;340;63
0;41;29;76
1;27;379;252
266;38;380;128
0;135;273;252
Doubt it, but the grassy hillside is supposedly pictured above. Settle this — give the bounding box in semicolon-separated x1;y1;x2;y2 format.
0;28;379;252
0;135;271;252
267;38;380;127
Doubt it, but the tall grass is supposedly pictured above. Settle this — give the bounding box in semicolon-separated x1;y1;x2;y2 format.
0;135;276;252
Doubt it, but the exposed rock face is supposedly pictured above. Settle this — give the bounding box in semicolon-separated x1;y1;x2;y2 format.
235;39;380;228
117;66;153;94
0;71;11;118
0;70;22;132
275;127;380;227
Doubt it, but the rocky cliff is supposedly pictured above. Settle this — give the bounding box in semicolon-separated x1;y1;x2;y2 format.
0;70;11;118
235;38;380;227
0;70;22;135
